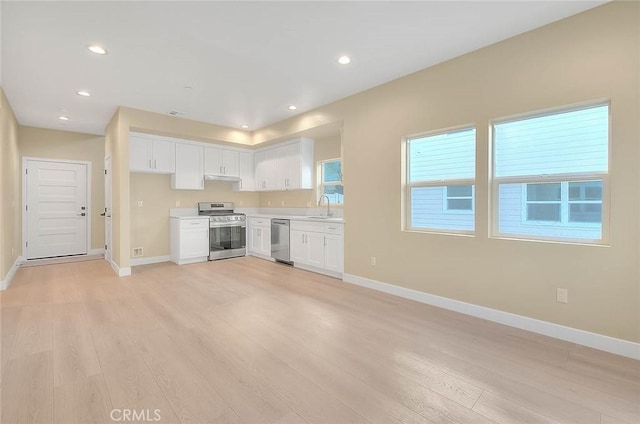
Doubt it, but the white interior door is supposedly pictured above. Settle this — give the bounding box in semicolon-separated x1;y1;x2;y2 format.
25;159;88;259
104;156;112;263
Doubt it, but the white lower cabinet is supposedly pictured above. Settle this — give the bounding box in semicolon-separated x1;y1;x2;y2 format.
170;217;210;265
248;218;271;257
323;233;344;273
290;220;344;276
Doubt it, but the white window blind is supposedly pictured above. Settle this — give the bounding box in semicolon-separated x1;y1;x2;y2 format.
406;128;476;233
493;104;609;243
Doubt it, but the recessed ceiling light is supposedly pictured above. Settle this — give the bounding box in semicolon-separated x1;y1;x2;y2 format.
241;125;249;129
288;105;297;111
58;115;70;121
87;44;107;55
338;55;351;65
76;90;91;97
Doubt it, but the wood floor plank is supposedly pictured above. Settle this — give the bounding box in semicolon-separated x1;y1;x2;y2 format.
54;374;114;424
472;391;561;424
0;351;54;424
52;302;102;387
9;304;53;359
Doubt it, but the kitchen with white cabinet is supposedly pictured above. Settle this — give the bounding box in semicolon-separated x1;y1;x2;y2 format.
129;131;344;280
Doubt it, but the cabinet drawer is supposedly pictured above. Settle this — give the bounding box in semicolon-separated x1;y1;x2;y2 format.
249;218;270;227
291;220;324;233
179;218;209;229
323;223;344;235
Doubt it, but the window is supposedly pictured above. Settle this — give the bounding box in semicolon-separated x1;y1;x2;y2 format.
319;159;343;204
493;104;608;243
406;127;476;232
444;185;474;213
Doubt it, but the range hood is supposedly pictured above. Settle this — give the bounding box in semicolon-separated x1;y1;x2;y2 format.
204;174;241;182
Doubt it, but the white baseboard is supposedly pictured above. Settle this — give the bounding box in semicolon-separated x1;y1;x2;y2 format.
130;255;171;266
0;256;24;291
88;248;105;256
109;259;131;277
343;273;640;360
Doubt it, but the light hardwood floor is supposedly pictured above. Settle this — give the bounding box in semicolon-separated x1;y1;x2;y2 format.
1;257;638;424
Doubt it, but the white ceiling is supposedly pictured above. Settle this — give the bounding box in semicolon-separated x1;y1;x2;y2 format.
1;1;606;136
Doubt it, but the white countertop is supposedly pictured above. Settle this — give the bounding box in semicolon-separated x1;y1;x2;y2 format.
245;213;344;224
168;207;344;223
170;215;210;220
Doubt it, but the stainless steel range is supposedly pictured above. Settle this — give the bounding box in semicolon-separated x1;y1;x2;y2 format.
198;202;246;261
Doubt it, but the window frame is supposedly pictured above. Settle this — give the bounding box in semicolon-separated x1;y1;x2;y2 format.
318;158;343;205
403;125;476;235
490;101;611;245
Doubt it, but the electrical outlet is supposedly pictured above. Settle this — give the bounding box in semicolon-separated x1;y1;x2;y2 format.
132;247;144;257
370;256;376;266
557;288;568;304
175;200;180;207
281;201;285;206
267;201;271;206
137;200;144;208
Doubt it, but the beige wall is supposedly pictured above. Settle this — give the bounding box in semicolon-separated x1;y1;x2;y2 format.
251;2;640;343
18;126;105;251
259;134;341;208
130;175;258;259
0;88;20;280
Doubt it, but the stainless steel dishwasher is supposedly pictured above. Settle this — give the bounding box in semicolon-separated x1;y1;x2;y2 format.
271;219;292;265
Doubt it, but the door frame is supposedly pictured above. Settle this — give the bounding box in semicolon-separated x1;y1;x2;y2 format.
104;155;112;265
22;157;92;259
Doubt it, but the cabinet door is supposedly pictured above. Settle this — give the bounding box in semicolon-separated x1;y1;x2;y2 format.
129;136;152;172
278;143;301;190
306;232;325;268
249;226;262;253
235;152;255;191
324;233;343;273
222;150;239;177
204;147;223;176
260;226;271;256
152;140;175;173
172;144;204;190
254;150;268;190
290;229;307;264
180;228;209;259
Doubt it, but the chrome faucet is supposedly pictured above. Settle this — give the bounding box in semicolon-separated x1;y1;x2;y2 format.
321;195;333;217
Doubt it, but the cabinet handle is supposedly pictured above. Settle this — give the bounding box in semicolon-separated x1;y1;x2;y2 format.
240;179;243;189
154;159;157;169
149;159;152;169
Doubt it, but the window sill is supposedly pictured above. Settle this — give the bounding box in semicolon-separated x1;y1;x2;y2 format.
403;228;475;238
490;234;610;247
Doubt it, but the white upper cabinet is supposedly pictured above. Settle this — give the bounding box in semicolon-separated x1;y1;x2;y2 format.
255;148;278;191
255;137;314;191
204;147;239;177
172;143;204;190
129;135;175;174
234;151;255;192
